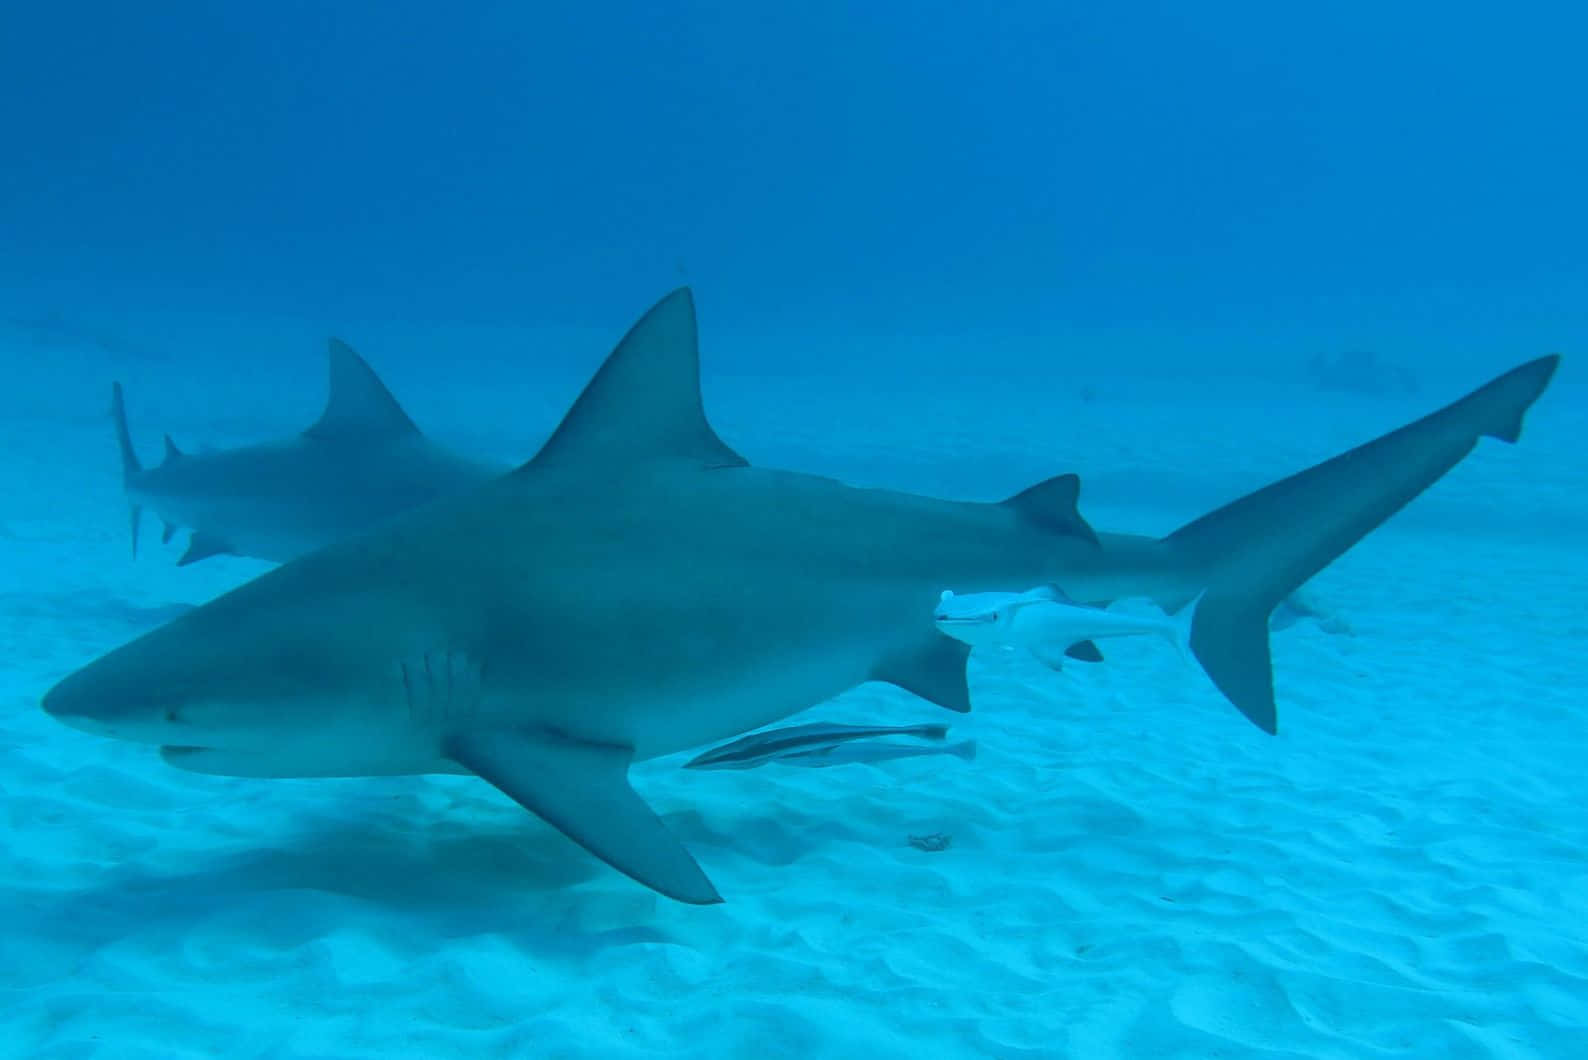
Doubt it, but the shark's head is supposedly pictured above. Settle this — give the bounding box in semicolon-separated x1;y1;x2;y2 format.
41;583;417;777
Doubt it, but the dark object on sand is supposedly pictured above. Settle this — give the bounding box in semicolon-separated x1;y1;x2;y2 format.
908;833;953;853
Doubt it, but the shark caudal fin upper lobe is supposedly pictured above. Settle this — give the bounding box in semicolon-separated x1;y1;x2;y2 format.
1164;355;1560;734
110;382;143;557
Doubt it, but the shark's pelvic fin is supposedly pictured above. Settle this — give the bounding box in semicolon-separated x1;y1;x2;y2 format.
160;521;177;545
874;636;974;713
110;382;142;558
447;726;723;905
304;339;422;441
1165;354;1560;735
161;434;183;465
522;287;748;473
177;532;234;567
1001;473;1098;545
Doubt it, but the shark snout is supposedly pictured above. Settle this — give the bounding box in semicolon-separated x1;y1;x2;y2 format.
41;672;121;735
41;660;179;742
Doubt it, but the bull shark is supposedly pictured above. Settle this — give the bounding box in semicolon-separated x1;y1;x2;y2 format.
43;289;1560;904
113;339;502;565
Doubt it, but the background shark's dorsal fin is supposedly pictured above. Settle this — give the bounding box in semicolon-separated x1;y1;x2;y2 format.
161;434;183;466
304;339;421;441
1002;474;1098;545
521;287;747;473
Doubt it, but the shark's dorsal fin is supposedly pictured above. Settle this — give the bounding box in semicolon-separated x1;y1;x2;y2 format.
1002;474;1098;545
304;339;421;441
521;288;746;473
874;637;973;713
161;434;183;465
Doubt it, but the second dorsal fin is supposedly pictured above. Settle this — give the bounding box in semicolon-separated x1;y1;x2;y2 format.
1002;474;1097;545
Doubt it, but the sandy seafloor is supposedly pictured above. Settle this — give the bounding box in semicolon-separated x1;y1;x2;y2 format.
1;322;1585;1059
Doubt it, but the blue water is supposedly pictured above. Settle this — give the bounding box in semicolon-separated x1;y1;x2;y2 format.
4;2;1585;383
3;4;1586;1057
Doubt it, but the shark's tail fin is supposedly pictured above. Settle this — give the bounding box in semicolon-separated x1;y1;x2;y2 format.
1164;355;1559;734
110;382;142;558
1165;592;1201;669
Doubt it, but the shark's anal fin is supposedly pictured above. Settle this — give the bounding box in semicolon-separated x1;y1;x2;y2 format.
875;637;973;713
1002;474;1098;545
177;532;234;567
446;726;723;905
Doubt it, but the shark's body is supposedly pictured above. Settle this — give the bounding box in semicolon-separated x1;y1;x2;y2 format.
113;340;502;565
44;289;1560;904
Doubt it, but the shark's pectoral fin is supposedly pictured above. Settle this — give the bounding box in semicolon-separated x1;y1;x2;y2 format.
875;637;973;713
1065;640;1104;663
446;727;723;905
176;532;234;566
1002;473;1098;545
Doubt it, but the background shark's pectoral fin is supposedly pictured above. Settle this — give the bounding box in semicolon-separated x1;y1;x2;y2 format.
447;726;723;905
177;533;234;566
874;637;973;713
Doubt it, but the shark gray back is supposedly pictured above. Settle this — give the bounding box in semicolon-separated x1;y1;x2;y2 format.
45;288;1560;904
113;339;503;565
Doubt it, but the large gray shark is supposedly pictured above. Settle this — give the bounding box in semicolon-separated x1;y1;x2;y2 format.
113;339;502;565
43;289;1560;904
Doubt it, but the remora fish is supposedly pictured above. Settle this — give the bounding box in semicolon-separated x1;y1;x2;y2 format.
684;721;952;769
113;339;502;565
42;288;1560;903
934;586;1197;670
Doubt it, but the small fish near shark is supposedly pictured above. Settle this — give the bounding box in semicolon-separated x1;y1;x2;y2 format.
684;721;974;770
934;586;1197;671
113;339;503;565
42;287;1561;905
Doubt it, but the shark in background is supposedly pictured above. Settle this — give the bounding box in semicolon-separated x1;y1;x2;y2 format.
113;339;504;565
44;288;1561;904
